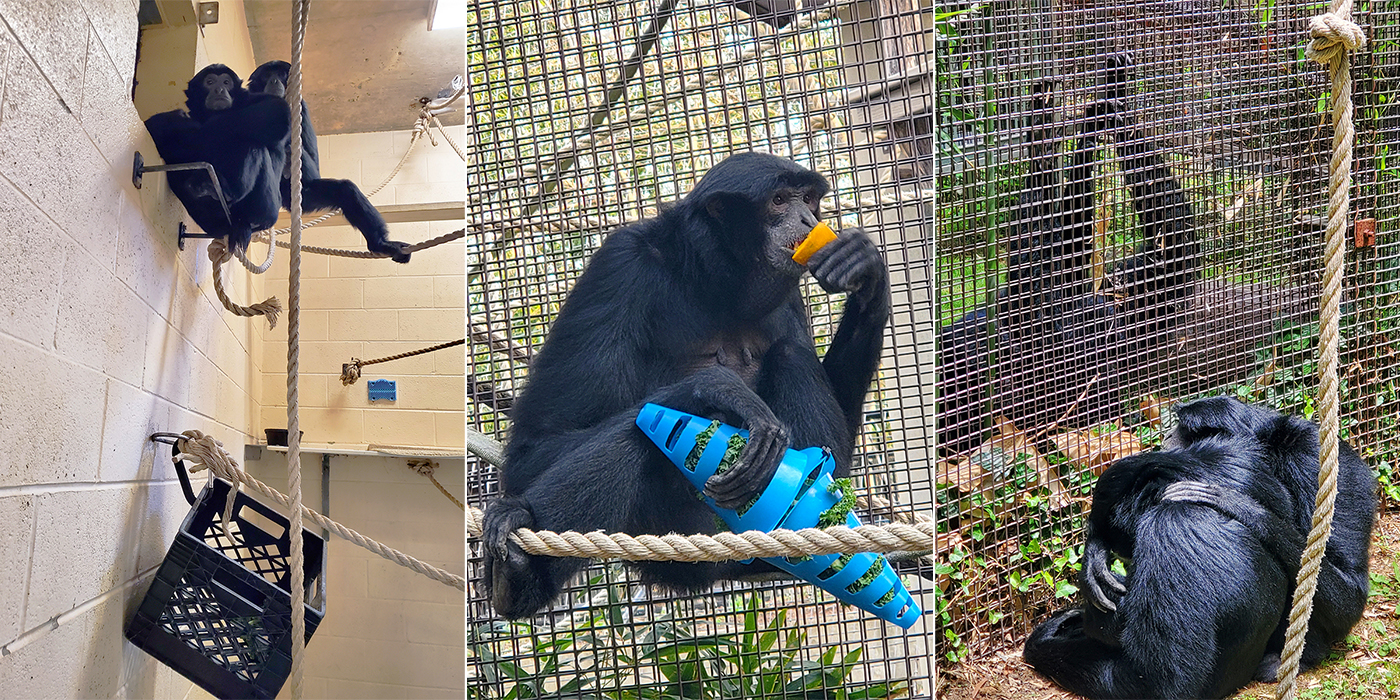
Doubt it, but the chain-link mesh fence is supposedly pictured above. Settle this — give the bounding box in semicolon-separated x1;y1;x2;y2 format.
465;2;934;696
934;0;1400;665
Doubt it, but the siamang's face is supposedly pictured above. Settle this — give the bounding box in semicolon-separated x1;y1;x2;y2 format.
256;72;287;98
203;72;237;111
763;184;822;273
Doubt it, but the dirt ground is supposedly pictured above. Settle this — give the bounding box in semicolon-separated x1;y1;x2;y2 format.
936;510;1400;700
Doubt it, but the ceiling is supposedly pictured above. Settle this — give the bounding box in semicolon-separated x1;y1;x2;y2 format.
244;1;464;135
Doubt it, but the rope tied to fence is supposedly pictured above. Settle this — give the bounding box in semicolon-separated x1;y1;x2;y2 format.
1276;4;1365;699
206;239;283;328
341;338;465;384
172;430;467;591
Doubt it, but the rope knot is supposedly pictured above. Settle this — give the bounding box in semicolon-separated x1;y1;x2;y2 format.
1306;12;1366;66
207;238;231;265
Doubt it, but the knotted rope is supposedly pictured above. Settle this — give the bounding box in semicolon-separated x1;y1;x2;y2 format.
207;239;283;327
173;430;466;591
1277;4;1365;699
341;338;465;384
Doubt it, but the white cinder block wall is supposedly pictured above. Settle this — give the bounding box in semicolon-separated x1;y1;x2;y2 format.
0;0;466;696
0;1;258;698
253;127;467;450
246;126;467;697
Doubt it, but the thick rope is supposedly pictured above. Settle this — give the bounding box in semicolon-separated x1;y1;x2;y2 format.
464;505;933;561
341;338;465;384
174;430;466;590
256;227;465;259
285;2;311;695
1277;5;1365;699
206;239;283;328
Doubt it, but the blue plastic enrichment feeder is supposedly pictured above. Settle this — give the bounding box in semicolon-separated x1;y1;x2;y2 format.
635;403;921;629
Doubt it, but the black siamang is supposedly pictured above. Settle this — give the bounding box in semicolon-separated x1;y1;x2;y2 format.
1031;397;1376;698
145;64;290;253
936;55;1197;454
1156;396;1375;672
480;153;890;619
246;60;411;263
1025;433;1307;699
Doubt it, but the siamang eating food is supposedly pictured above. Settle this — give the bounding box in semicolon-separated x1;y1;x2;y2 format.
145;64;290;254
246;60;411;263
480;152;890;619
144;62;409;262
1026;397;1375;699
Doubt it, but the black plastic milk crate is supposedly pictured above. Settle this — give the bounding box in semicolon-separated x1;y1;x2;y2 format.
126;477;326;700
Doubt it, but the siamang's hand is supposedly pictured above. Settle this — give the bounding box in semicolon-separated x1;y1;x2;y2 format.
1083;537;1127;612
806;227;887;302
703;413;789;511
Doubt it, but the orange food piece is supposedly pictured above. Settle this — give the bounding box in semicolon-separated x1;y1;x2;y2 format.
792;221;837;265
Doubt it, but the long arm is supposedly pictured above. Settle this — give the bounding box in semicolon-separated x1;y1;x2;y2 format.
805;228;890;436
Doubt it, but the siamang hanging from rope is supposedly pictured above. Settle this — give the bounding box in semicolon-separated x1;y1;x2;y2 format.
144;63;410;262
246;60;411;263
935;54;1197;454
480;153;890;619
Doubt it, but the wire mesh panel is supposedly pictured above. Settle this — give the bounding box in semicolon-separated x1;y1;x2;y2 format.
466;1;934;697
934;0;1400;665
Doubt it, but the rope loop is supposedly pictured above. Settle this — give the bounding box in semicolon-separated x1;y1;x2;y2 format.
1306;12;1366;66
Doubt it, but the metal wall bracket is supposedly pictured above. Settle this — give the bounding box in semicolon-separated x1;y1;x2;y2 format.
367;379;397;402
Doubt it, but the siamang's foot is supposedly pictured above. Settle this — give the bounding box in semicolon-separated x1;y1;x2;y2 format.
703;418;788;510
1036;607;1087;640
1083;541;1127;612
1161;480;1218;505
369;239;412;264
481;497;553;619
1254;651;1282;682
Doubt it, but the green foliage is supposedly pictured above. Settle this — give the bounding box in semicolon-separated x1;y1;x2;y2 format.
818;478;858;528
467;572;910;699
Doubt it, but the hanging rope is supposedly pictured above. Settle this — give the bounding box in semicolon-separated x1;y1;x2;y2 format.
173;430;466;589
1276;5;1365;699
407;459;466;511
257;227;465;260
285;2;311;696
207;239;283;327
341;338;465;384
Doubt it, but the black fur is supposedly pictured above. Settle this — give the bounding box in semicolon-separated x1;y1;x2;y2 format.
144;64;290;253
480;152;890;619
1025;433;1305;699
246;60;411;263
1160;396;1376;670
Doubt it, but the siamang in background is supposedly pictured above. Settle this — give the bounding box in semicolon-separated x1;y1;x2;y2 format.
480;152;890;619
246;61;411;263
145;64;290;254
935;54;1198;454
1157;396;1375;672
936;79;1124;453
1024;433;1307;699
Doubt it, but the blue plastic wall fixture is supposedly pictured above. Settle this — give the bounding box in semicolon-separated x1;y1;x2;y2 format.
635;402;922;629
367;379;396;402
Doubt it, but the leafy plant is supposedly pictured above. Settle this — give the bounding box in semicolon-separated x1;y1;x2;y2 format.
468;570;911;699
